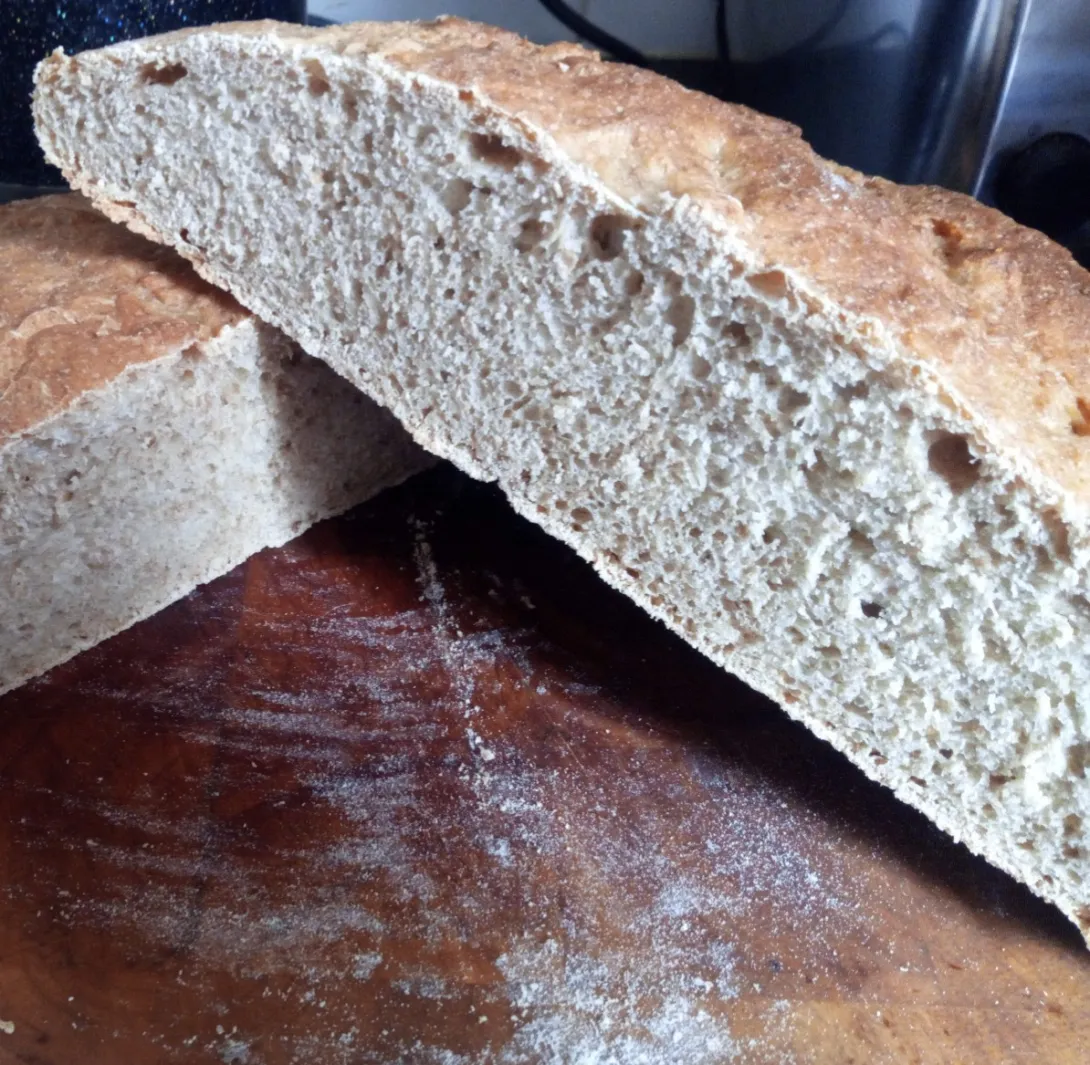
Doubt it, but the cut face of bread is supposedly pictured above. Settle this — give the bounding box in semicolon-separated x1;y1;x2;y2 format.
0;194;428;696
33;20;1090;942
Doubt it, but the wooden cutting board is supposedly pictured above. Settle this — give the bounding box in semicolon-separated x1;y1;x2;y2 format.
1;466;1087;1064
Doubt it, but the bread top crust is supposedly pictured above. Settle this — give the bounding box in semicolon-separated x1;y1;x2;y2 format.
43;18;1090;504
0;194;244;440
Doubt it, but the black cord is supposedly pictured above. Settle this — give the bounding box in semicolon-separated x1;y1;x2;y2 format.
715;0;736;99
716;0;730;64
779;0;854;58
536;0;652;68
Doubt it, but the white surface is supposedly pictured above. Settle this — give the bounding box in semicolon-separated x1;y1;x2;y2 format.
309;0;719;56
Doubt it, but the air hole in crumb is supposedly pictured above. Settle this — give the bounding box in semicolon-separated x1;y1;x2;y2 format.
748;269;788;300
861;601;882;618
848;528;874;555
836;379;870;401
982;802;996;819
442;177;474;216
571;506;593;526
779;387;810;413
140;61;188;86
927;432;981;494
303;59;330;96
515;218;547;252
1068;593;1090;621
1064;814;1083;837
469;132;522;170
626;270;645;296
179;228;190;243
939;747;953;759
724;321;750;347
667;293;695;347
909;776;927;787
1072;397;1090;436
1068;742;1089;779
1042;508;1071;563
589;213;629;261
989;772;1013;791
689;352;712;380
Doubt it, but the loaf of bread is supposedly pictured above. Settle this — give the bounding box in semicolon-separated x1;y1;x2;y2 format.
0;193;427;696
33;19;1090;942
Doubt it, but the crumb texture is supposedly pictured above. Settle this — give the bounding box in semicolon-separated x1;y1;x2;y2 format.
1;195;428;695
31;19;1090;942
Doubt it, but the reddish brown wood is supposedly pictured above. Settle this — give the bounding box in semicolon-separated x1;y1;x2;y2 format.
1;466;1087;1064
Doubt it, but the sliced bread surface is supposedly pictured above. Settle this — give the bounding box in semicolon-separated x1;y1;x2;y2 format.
33;19;1090;942
1;193;428;695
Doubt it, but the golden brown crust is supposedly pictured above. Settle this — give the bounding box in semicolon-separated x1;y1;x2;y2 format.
0;194;244;439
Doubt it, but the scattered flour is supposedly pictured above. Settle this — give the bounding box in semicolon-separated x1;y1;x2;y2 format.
5;510;887;1064
495;936;737;1065
351;952;383;982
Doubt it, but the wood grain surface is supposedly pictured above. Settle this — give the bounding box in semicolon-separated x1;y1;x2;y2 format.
0;465;1087;1065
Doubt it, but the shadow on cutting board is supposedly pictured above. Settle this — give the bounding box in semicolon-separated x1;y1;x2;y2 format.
402;467;1084;951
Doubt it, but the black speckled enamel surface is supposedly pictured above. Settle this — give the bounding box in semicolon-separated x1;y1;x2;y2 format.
1;1;306;187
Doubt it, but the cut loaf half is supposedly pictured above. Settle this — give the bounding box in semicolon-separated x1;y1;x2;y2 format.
34;19;1090;941
1;194;427;695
